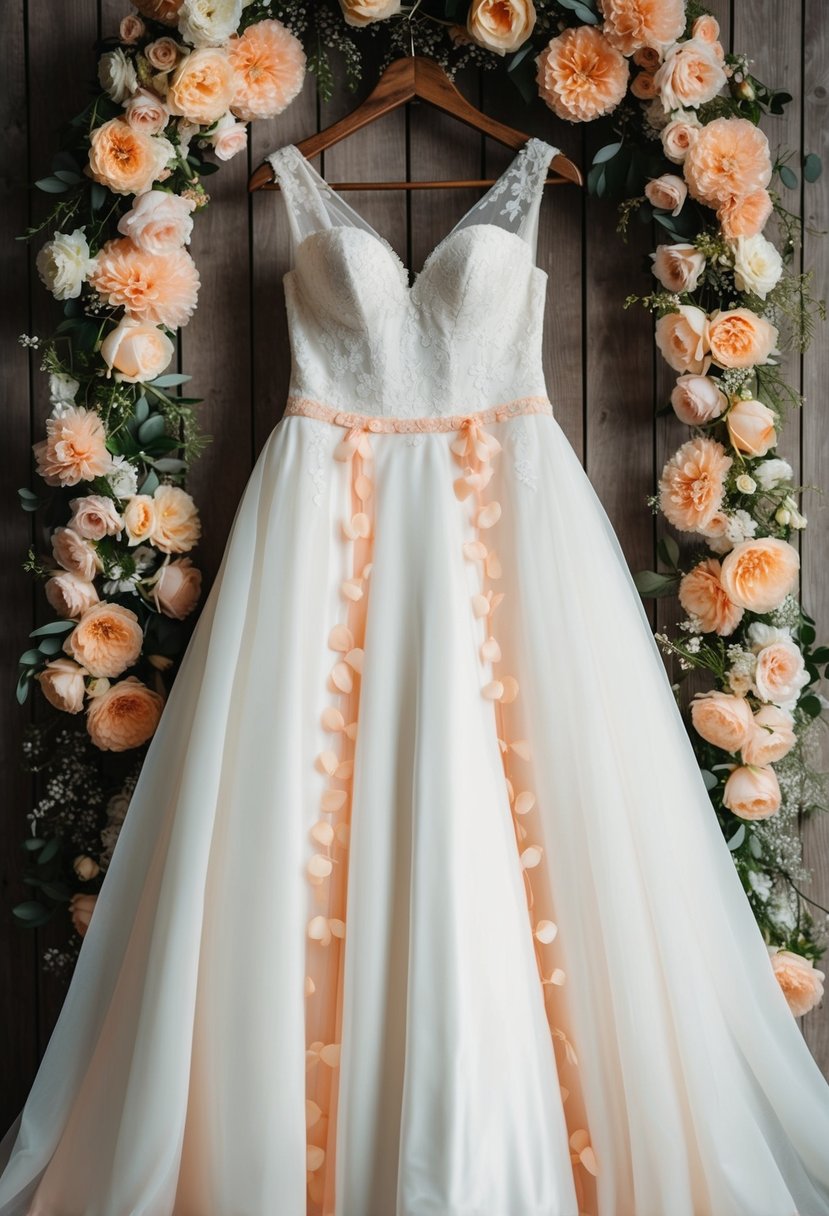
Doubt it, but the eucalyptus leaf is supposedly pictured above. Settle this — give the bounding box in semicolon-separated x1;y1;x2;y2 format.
53;169;82;185
139;469;160;496
138;415;168;444
152;457;187;473
803;152;823;183
22;838;46;852
657;535;680;569
37;838;61;866
15;671;31;705
700;769;718;791
134;395;150;424
30;619;75;637
149;373;192;388
748;833;763;859
778;163;798;190
633;569;678;597
34;176;69;194
592;142;623;166
90;182;108;211
727;824;746;851
12;900;49;922
19;648;43;665
38;635;66;656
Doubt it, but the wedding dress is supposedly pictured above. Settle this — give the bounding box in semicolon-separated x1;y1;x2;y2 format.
2;136;829;1216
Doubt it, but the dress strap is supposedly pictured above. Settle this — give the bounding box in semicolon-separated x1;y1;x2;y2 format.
265;143;388;253
461;137;559;256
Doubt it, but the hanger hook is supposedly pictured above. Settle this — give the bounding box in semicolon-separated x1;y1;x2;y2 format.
407;0;422;56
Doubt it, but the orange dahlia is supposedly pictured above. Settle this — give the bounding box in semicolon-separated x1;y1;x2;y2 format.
89;237;200;330
228;19;306;122
536;26;629;123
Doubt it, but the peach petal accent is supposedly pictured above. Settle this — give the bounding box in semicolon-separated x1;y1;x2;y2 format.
344;648;364;672
321;789;347;813
486;551;503;579
310;821;335;847
477;501;502;529
321;706;345;732
481;636;502;663
535;919;558;943
331;662;353;693
307;1145;325;1172
341;578;364;601
328;624;353;651
520;845;544;869
308;855;334;884
306;1099;322;1127
514;790;536;816
464;540;489;561
510;739;532;760
315;750;339;776
285;394;553;432
501;675;519;704
482;680;505;701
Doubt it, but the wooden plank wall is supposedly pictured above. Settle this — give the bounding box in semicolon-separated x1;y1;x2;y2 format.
1;0;827;1130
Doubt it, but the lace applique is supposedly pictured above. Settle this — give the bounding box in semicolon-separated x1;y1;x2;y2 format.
303;418;328;507
510;418;537;492
471;138;556;232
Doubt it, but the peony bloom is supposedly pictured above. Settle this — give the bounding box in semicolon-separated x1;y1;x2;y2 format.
717;189;773;239
768;948;825;1018
653;37;727;112
467;0;536;55
178;0;242;47
339;0;401;26
678;557;744;636
69;893;98;937
117;190;196;254
98;48;138;104
151;556;202;618
227;19;306;121
599;0;684;55
707;307;778;370
45;571;100;619
52;525;99;582
167;47;237;125
101;317;175;384
34;406;114;487
132;0;182;22
65;602;144;678
36;229;95;301
644;173;686;215
145;36;183;72
659;436;731;533
89;237;200;330
86;676;164;751
660;111;701;163
690;690;754;753
87;119;174;196
37;657;88;714
123;88;170;136
723;764;781;820
719;537;800;614
654;306;709;374
742;704;796;766
684;117;772;208
69;494;125;542
650;243;705;293
726;398;777;456
731;233;783;299
151;484;201;553
124;494;158;547
670;374;727;426
209;112;248;161
536;26;629;123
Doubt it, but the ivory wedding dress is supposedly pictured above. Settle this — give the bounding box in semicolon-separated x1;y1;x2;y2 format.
1;137;829;1216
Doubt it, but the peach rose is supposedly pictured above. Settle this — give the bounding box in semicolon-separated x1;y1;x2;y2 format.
644;173;687;214
653;37;726;112
101;318;175;384
45;571;100;619
690;690;754;753
120;15;146;43
659;436;731;534
768;948;825;1018
599;0;684;55
124;495;157;546
632;46;661;70
87;119;174;197
650;243;705;293
719;537;800;614
86;676;164;751
133;0;182;22
227;19;306;120
118;190;196;254
684;117;772;208
69;892;98;937
89;238;200;330
34;406;114;487
74;854;100;881
123;88;170;136
678;558;744;636
209;112;248;161
37;658;88;714
717;190;773;239
726;398;777;456
167;48;237;125
467;0;535;55
692;14;720;43
670;374;727;425
64;602;144;678
631;71;658;100
742;705;796;766
723;764;781;820
52;525;99;582
69;494;124;541
339;0;401;26
655;306;709;374
152;556;202;618
707;308;778;370
536;26;629;123
660;112;701;164
753;636;808;709
151;484;201;553
145;37;183;72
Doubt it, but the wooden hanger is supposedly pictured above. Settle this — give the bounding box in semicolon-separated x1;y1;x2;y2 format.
248;55;583;193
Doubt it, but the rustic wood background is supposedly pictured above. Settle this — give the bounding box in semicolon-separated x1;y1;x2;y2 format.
1;0;827;1129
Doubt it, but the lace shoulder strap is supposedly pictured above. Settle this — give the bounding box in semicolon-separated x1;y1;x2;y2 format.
265;144;381;251
456;137;559;255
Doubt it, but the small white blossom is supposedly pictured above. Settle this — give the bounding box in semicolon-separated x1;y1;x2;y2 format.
107;456;139;500
755;457;793;491
736;473;756;494
748;870;773;901
725;509;758;544
36;229;95;301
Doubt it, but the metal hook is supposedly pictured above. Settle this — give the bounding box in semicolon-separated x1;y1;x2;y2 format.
406;0;422;56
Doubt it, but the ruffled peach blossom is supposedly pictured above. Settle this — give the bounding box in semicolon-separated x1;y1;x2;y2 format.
122;88;170;136
650;243;705;293
653;37;726;112
655;306;709;374
707;308;778;370
670;374;727;425
659;437;731;533
152;556;202;618
69;892;98;937
684;117;772;208
660;112;701;164
133;0;182;22
101;318;175;384
124;494;157;546
768;948;825;1017
89;237;200;330
678;557;744;636
644;173;687;214
719;537;800;614
339;0;401;26
52;526;99;582
690;690;754;752
151;484;201;553
45;571;100;619
87;119;174;197
742;705;796;766
145;37;183;72
34;406;114;487
717;189;773;239
726;398;777;456
64;602;144;678
753;636;809;709
69;494;124;541
467;0;535;55
227;19;306;121
167;47;236;125
723;764;781;820
599;0;684;55
536;26;629;123
86;676;164;751
37;658;88;714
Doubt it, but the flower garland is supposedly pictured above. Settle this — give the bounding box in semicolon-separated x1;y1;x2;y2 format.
14;0;828;1019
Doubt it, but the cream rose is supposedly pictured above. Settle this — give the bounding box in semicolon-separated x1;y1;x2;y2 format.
98;48;139;103
167;48;237;125
726;397;777;457
731;233;784;299
644;173;687;215
690;690;754;753
36;229;95;301
670;374;727;425
151;484;201;553
768;948;825;1018
650;243;705;293
706;307;779;370
145;37;182;72
719;537;800;614
52;525;99;582
101;318;175;384
751;633;809;709
69;494;124;541
37;658;88;714
151;556;202;618
653;36;727;112
123;88;170;136
124;494;158;546
660;111;701;163
209;112;248;161
65;602;144;678
723;764;782;820
655;306;709;374
178;0;243;47
339;0;401;26
742;705;796;766
45;571;100;619
754;458;793;491
117;190;195;253
467;0;536;55
86;676;164;751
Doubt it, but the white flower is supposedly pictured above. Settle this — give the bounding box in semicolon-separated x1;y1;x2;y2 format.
754;457;793;491
98;48;139;104
207;111;248;161
103;542;155;595
731;234;784;299
48;372;80;407
725;509;758;544
736;473;756;494
178;0;243;46
776;494;807;530
770;892;797;932
36;229;95;301
748;870;773;901
107;456;139;500
747;622;792;650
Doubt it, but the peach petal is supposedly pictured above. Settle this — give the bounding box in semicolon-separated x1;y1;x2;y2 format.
335;823;350;847
305;975;316;996
328;624;353;652
321;706;345;732
341;578;364;601
315;750;339;776
483;680;505;701
510;739;532;760
308;915;332;945
481;636;501;663
472;594;490;618
535;919;558;943
344;721;358;741
320;1043;341;1067
306;1145;325;1171
343;512;371;540
490;592;505;612
486;551;502;579
335;759;353;781
331;662;353;693
501;675;519;703
321;788;347;813
310;821;335;847
515;790;536;816
354;473;372;501
454;476;475;501
307;854;333;884
344;647;363;672
477;501;502;529
329;918;346;938
306;1099;322;1127
464;540;488;561
520;845;543;869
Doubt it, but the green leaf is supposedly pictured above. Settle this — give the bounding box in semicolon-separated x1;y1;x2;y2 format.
139;469;160;496
38;635;66;656
810;645;829;664
30;619;75;637
727;824;746;851
90;182;108;211
37;838;61;865
19;648;43;665
558;0;599;21
633;570;679;598
12;900;49;922
152;457;187;473
800;693;823;718
748;832;763;859
800;622;816;645
803;153;823;183
40;881;72;901
15;671;31;705
34;175;69;194
778;164;798;190
148;373;191;388
657;535;680;570
700;769;718;791
592;142;623;166
587;163;606;197
22;838;46;852
53;169;82;185
138;415;167;444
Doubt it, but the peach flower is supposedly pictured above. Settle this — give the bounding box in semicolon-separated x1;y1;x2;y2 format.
167;47;237;125
74;855;100;881
726;398;777;456
632;46;661;70
670;374;727;425
69;893;98;937
653;37;726;112
650;243;705;293
690;690;754;753
536;26;629;123
717;190;773;239
52;525;99;582
87;119;174;197
692;14;720;44
145;37;183;72
119;15;146;43
467;0;535;55
659;436;731;533
101;318;175;384
644;174;687;215
660;112;701;164
124;494;157;547
118;190;196;253
768;948;825;1018
34;406;114;487
69;494;124;541
227;20;306;121
339;0;401;26
209;112;248;161
684;117;772;208
719;537;800;613
151;484;201;553
752;635;808;709
133;0;182;22
654;306;709;374
152;556;202;618
45;571;100;619
678;558;744;636
630;71;658;100
86;676;164;751
123;88;170;136
64;602;144;678
599;0;684;55
707;308;778;370
723;764;781;820
742;705;796;766
89;238;200;330
37;658;88;714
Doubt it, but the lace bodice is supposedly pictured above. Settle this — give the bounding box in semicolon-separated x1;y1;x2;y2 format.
266;138;558;418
